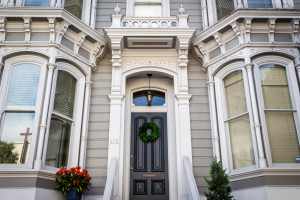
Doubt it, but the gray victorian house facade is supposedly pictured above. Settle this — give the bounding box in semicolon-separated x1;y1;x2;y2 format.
0;0;300;199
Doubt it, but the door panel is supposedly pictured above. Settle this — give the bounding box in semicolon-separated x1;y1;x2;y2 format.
130;113;169;200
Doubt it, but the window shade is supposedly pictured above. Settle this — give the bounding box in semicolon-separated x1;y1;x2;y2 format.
5;64;41;110
224;71;248;119
265;112;300;163
260;65;292;109
216;0;235;20
53;70;77;119
229;116;255;169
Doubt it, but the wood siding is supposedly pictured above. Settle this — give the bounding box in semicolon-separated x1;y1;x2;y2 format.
188;55;212;194
295;0;300;9
95;0;127;33
86;53;112;195
170;0;203;31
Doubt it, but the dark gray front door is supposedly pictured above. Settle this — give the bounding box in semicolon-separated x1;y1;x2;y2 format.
130;113;169;200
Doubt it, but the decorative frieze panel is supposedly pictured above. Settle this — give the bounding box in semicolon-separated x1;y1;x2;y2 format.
122;61;177;73
1;47;51;57
249;48;297;58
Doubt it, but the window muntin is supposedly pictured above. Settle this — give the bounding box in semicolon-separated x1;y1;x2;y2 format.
223;71;255;169
259;64;300;163
215;0;235;20
133;90;165;106
134;0;162;17
24;0;51;7
45;70;77;168
247;0;272;8
0;63;41;164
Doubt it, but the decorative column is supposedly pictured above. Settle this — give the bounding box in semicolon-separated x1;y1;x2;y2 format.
295;64;300;83
90;0;97;28
207;77;221;161
176;36;194;199
79;79;92;169
34;62;56;170
236;0;244;9
107;36;123;199
201;0;208;29
244;63;267;168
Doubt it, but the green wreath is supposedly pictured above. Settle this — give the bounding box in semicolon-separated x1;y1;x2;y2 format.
138;122;159;143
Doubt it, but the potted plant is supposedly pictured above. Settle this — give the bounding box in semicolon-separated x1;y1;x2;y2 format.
55;166;92;200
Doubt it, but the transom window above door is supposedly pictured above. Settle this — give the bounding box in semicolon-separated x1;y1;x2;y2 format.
133;90;165;106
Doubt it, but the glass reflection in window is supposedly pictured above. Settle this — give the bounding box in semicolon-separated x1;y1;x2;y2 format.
248;0;272;8
64;0;84;19
24;0;51;6
133;90;165;106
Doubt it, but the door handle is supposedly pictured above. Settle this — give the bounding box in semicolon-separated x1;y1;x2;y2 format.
130;167;133;171
130;155;134;158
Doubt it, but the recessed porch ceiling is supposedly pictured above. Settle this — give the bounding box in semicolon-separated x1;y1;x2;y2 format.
124;36;176;49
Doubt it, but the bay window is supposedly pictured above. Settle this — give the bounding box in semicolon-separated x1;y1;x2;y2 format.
0;56;47;167
216;56;300;173
256;64;300;164
216;68;256;171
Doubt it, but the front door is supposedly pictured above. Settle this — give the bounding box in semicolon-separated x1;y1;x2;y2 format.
130;113;169;200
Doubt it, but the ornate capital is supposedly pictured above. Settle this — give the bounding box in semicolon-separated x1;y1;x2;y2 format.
85;81;93;87
207;81;215;87
244;63;254;70
47;63;57;70
295;64;300;71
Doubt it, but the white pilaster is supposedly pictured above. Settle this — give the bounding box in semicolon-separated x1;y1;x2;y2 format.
48;18;56;44
34;62;56;170
0;17;6;45
268;18;276;44
295;64;300;83
23;17;31;44
244;63;267;168
79;80;92;169
244;18;252;43
236;0;244;9
201;0;208;29
207;78;221;161
175;94;193;199
90;0;97;28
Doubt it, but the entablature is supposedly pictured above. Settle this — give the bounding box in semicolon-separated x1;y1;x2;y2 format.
0;8;107;69
193;9;300;71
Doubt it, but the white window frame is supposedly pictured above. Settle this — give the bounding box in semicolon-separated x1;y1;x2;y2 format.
215;61;259;174
126;0;170;17
42;62;85;172
253;55;300;168
0;55;47;169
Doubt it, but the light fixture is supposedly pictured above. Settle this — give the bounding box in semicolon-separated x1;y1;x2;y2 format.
147;74;153;107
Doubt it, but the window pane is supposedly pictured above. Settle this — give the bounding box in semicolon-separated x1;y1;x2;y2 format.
24;0;51;6
45;117;71;168
224;71;248;119
260;65;292;109
5;64;41;110
133;90;165;106
265;112;300;163
135;5;162;17
216;0;235;20
248;0;272;8
228;116;255;169
0;113;34;164
53;70;77;119
64;0;83;19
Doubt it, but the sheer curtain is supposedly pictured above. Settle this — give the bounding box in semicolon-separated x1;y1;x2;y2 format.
224;71;255;169
134;0;162;17
260;64;300;163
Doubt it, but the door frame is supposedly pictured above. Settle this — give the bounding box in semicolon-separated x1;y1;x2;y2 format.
124;76;177;200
